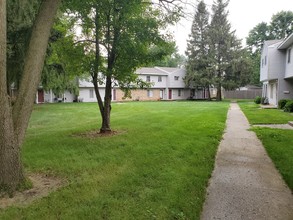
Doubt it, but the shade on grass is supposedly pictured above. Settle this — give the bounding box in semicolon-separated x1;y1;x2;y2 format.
0;101;229;220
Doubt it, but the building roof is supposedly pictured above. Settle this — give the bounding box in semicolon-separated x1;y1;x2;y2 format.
264;39;283;47
278;33;293;49
136;67;168;75
136;67;183;75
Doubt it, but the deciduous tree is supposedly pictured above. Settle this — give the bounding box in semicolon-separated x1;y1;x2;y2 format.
64;0;177;133
0;0;60;192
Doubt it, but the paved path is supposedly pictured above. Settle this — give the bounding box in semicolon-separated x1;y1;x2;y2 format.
201;103;293;220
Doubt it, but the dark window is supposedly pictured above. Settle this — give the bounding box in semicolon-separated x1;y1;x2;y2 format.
288;48;291;63
146;75;151;82
178;89;181;97
174;76;179;81
158;76;162;82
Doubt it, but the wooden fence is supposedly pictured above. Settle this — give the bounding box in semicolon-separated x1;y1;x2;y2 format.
223;90;262;99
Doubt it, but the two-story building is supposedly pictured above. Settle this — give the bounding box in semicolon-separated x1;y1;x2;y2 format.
36;67;191;103
260;33;293;106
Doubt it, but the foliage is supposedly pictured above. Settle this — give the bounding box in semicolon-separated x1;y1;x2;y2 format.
278;99;289;109
150;46;186;67
41;16;85;97
270;11;293;39
284;100;293;112
185;0;212;97
0;101;229;219
61;0;178;132
246;11;293;86
254;96;261;104
6;0;41;92
208;0;244;100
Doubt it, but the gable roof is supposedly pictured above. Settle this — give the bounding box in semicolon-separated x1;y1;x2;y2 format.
278;33;293;49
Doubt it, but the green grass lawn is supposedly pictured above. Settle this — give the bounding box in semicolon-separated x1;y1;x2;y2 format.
239;102;293;124
0;101;229;220
239;102;293;190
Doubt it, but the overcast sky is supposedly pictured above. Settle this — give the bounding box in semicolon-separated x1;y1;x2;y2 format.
172;0;292;54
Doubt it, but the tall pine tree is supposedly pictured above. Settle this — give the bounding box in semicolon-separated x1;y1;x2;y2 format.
185;0;212;99
208;0;241;100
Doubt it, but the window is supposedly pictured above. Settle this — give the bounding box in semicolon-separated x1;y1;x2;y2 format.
261;58;264;67
89;89;94;98
288;48;291;63
270;84;273;99
265;56;267;65
147;90;153;97
178;89;181;97
174;76;179;81
158;76;162;82
146;75;151;82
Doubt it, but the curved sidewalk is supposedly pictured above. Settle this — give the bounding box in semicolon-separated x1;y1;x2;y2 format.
201;103;293;220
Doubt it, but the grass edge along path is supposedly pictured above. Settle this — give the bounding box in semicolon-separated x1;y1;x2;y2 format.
239;101;293;190
0;101;229;220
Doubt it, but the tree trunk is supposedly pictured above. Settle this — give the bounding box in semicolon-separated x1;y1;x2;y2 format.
0;0;24;190
100;76;112;133
0;0;60;192
207;85;211;101
216;83;222;101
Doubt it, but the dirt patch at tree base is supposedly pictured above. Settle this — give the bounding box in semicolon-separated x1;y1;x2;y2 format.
72;130;126;138
0;173;65;209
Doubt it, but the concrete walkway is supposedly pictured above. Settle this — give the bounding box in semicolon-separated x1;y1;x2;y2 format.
201;103;293;220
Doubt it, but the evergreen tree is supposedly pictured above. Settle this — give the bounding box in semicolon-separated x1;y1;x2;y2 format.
208;0;241;100
185;0;211;99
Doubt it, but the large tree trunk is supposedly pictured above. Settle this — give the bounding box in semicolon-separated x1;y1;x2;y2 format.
0;0;23;190
0;0;60;192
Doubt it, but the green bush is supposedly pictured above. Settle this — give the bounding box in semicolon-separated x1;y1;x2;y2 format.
254;96;261;104
261;97;268;105
284;100;293;112
278;99;289;109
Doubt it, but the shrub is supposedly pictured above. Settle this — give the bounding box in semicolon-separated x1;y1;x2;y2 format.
278;99;289;109
261;97;268;105
284;100;293;112
254;96;261;104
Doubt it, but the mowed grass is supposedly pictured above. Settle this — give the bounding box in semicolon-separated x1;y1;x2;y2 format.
239;102;293;190
239;102;293;124
0;101;229;220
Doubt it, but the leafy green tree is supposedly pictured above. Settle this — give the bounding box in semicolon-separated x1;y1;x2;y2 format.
246;10;293;86
270;11;293;39
64;0;177;133
1;0;60;192
246;22;272;54
149;44;186;67
185;0;212;99
41;17;85;98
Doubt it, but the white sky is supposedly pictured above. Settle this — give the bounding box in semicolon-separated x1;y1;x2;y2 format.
172;0;293;54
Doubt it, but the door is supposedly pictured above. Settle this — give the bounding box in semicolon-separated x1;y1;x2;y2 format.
160;90;164;99
112;89;116;101
168;89;172;100
38;89;44;103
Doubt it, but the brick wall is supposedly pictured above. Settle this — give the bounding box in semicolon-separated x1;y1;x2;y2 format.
114;89;161;101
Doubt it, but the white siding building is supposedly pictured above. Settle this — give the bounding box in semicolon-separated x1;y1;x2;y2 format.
260;34;293;105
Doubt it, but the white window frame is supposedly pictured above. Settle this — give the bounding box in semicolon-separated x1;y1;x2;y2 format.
158;76;162;82
146;75;151;82
89;89;94;98
147;90;153;97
